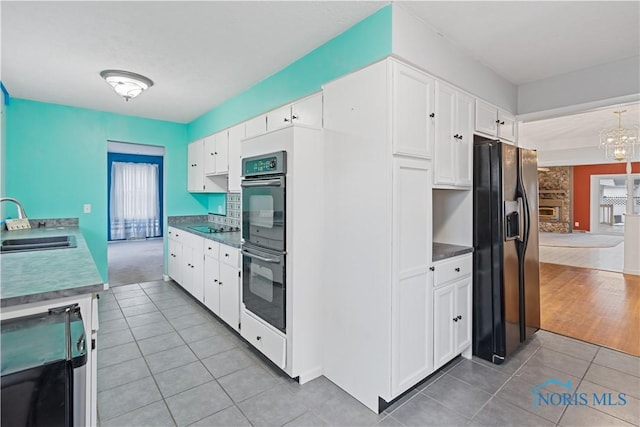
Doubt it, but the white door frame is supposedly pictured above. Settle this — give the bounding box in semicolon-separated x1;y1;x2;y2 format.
590;173;640;235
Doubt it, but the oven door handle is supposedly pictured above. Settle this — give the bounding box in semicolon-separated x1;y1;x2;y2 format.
241;179;283;188
241;249;281;263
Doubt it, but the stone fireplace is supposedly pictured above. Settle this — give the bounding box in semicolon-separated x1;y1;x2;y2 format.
538;167;572;233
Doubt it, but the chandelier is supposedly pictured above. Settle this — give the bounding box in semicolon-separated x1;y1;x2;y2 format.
599;110;639;161
100;70;154;102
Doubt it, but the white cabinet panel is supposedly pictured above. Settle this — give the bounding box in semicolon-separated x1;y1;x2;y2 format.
455;92;474;187
203;245;240;332
291;93;322;128
391;158;433;396
433;284;456;367
455;278;472;353
434;82;456;185
245;115;267;139
204;255;221;315
187;140;204;192
241;309;286;369
215;130;229;174
168;238;183;285
219;263;240;331
392;62;435;159
227;124;244;193
203;136;216;175
267;105;293;132
498;110;517;142
475;99;499;136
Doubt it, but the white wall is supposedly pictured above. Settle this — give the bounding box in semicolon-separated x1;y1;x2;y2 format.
392;4;517;113
518;55;640;115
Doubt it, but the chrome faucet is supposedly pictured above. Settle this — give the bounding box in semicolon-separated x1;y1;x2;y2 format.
0;197;28;219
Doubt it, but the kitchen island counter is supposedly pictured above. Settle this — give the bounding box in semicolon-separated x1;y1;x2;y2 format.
0;227;104;308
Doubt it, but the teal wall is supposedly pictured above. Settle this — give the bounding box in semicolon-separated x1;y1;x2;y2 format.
188;4;392;141
3;5;393;283
4;99;206;281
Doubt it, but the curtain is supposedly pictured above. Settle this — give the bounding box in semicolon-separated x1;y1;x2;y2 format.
110;162;160;240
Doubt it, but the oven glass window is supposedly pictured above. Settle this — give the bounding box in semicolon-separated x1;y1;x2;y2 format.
249;263;274;302
242;252;286;332
249;195;274;229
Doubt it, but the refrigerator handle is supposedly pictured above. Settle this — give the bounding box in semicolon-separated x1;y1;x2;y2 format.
517;197;525;243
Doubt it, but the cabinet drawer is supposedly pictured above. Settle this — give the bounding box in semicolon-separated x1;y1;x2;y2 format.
203;240;220;259
241;310;286;369
168;227;184;243
434;255;472;286
219;246;239;268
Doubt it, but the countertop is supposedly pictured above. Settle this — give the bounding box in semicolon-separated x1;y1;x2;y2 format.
168;223;242;248
433;242;474;262
0;227;104;308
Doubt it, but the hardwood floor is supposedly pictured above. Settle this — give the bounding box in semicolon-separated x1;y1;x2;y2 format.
540;262;640;356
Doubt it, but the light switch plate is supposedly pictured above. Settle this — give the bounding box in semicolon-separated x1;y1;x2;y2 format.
84;204;91;214
6;218;31;230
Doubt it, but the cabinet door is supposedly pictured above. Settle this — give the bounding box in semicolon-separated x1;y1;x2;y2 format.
291;93;323;128
434;82;456;185
227;124;244;193
391;158;433;396
168;239;183;285
392;63;435;159
267;105;292;132
433;284;456;369
187;140;204;192
454;92;474;187
219;263;241;332
190;246;204;303
245;114;267;139
203;136;217;175
475;99;498;136
455;277;472;353
215;130;229;174
203;255;220;315
498;110;517;142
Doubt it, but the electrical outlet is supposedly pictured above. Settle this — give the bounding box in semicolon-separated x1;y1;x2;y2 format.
83;204;91;214
574;221;579;227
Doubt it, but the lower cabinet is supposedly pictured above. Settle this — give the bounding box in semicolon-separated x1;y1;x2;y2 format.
203;242;241;332
241;309;286;369
433;255;472;369
182;244;204;303
168;237;183;285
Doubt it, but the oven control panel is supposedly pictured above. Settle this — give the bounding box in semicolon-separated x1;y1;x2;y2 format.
242;151;287;177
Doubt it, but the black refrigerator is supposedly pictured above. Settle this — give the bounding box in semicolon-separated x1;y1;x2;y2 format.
472;135;540;364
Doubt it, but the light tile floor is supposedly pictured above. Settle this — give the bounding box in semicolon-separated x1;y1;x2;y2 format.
97;281;640;427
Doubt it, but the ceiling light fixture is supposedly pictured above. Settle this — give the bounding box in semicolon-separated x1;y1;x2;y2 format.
599;110;639;162
100;70;154;102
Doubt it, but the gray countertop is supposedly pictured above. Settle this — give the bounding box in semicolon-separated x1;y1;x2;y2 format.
169;223;242;248
0;227;105;308
433;242;474;261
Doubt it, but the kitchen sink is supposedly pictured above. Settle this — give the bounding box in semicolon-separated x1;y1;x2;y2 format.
0;235;77;253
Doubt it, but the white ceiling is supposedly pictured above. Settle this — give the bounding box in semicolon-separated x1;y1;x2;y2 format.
2;1;639;126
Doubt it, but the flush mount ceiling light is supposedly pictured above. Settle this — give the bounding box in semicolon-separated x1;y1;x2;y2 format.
599;110;639;162
100;70;154;102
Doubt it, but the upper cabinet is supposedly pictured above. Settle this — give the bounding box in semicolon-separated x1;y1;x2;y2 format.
392;62;435;159
245;114;267;139
227;124;244;193
433;82;473;188
267;93;323;132
187;139;226;193
203;130;229;176
475;99;516;142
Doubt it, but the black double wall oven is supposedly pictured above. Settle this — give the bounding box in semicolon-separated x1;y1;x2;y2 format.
241;151;287;333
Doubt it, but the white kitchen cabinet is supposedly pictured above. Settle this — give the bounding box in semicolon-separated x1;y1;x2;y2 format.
432;254;472;370
392;62;435;159
203;241;240;332
266;93;323;132
227;124;244;193
245;114;267;139
203;130;229;176
434;82;474;188
241;309;286;369
390;157;433;397
187;140;204;192
188;139;226;193
168;227;204;302
323;58;435;411
475;99;516;142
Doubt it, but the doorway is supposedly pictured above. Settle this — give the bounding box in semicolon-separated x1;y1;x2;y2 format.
107;141;165;287
590;173;640;235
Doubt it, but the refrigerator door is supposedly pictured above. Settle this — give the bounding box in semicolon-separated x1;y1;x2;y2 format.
518;148;541;340
500;143;522;358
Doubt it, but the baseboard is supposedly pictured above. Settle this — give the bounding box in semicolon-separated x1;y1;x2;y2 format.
163;274;171;282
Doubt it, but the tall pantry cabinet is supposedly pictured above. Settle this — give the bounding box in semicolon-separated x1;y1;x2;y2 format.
322;58;433;411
